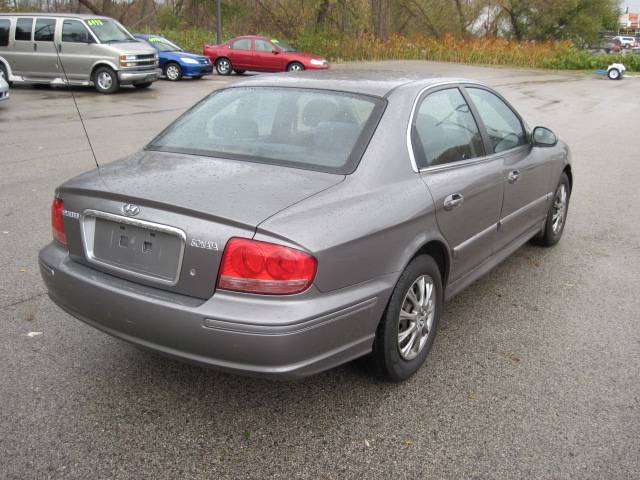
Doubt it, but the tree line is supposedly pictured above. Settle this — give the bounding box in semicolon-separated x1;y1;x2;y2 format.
1;0;621;46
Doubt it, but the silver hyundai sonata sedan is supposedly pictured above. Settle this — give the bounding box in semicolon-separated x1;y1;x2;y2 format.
39;71;572;381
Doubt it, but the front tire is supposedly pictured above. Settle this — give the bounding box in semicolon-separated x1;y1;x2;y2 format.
93;66;119;94
165;62;182;81
608;68;621;80
216;57;232;75
532;172;571;247
372;255;443;382
287;62;304;72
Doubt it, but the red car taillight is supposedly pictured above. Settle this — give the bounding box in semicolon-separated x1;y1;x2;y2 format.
217;238;317;295
51;198;67;246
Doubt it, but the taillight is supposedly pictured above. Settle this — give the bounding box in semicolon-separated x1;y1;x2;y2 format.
217;238;317;295
51;198;67;246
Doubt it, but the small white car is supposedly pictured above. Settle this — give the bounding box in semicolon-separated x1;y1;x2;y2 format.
613;36;636;48
607;63;626;80
0;70;9;102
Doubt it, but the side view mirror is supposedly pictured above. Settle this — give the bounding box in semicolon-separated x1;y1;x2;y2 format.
272;49;280;54
532;126;557;147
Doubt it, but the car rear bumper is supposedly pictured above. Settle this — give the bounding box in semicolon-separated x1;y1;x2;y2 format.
118;68;160;85
38;243;393;378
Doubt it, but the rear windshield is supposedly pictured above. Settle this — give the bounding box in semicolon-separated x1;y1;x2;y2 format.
147;87;385;174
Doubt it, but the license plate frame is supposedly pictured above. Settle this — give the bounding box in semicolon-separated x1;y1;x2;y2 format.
80;210;186;286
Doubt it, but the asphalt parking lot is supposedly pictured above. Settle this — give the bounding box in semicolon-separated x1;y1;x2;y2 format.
1;62;639;479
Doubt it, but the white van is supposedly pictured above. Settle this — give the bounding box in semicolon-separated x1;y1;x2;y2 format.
0;13;159;93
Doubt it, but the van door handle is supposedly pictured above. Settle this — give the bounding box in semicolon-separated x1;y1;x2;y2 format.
507;170;520;183
33;43;37;51
444;193;464;210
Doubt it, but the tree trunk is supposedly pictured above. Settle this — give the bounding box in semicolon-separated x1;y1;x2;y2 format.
370;0;392;40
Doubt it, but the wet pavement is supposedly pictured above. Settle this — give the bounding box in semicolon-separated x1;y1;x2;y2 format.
1;62;639;479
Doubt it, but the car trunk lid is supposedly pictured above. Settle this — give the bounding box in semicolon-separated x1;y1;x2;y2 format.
59;151;343;299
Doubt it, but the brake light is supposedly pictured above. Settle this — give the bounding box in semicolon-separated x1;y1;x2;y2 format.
51;198;67;246
217;238;317;295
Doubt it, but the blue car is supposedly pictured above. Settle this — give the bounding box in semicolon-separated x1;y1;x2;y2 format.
134;34;213;81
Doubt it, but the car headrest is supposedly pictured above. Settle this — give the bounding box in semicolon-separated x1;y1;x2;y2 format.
302;99;339;127
210;114;259;140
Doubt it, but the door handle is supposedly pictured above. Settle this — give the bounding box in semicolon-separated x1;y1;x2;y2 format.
507;170;520;183
444;193;464;210
33;43;37;51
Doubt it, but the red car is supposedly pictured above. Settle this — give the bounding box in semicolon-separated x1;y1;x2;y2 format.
203;35;329;75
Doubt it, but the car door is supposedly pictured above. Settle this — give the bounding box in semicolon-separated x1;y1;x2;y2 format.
10;17;34;76
413;86;504;282
31;17;58;80
465;86;551;252
58;19;95;82
227;38;253;70
253;39;282;71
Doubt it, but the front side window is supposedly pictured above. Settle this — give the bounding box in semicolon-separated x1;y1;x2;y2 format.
15;18;33;41
62;20;90;43
230;39;251;50
271;39;296;52
148;87;385;174
34;19;56;42
413;88;485;168
85;19;136;43
466;87;525;153
255;39;274;52
0;19;9;47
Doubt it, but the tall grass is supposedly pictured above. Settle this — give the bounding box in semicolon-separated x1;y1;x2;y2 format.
151;28;640;72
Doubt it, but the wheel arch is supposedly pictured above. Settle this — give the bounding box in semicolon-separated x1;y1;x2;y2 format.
0;56;12;79
404;239;451;288
90;61;119;80
286;60;304;70
563;164;573;192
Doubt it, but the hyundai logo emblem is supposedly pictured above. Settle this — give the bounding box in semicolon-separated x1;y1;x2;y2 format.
122;203;140;216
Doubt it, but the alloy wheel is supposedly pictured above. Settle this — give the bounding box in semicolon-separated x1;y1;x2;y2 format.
166;64;180;81
97;71;113;91
551;184;567;235
398;275;436;361
217;59;230;74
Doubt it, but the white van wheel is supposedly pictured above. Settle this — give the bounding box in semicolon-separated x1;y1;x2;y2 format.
607;68;621;80
93;66;119;94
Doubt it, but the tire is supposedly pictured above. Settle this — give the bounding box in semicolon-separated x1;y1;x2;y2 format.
287;62;304;72
133;82;152;89
532;172;571;247
608;68;621;80
372;255;443;382
234;69;246;75
93;66;119;94
0;63;10;87
216;57;232;75
164;62;182;81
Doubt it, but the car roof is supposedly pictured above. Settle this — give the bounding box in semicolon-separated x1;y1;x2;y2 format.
0;13;113;19
230;70;483;98
228;35;277;42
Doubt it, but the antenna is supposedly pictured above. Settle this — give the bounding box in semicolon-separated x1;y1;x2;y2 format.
52;37;100;170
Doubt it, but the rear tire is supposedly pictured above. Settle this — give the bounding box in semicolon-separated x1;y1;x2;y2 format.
216;57;232;75
0;63;10;87
532;172;571;247
93;66;119;94
134;82;152;89
165;62;182;81
372;255;443;382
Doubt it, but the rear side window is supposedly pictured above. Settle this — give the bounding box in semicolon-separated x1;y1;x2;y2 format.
230;39;251;50
413;88;485;168
62;20;89;43
148;87;385;174
0;19;9;47
466;87;525;153
34;18;56;42
15;18;33;41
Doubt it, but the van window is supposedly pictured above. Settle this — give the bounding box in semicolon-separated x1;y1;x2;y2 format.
62;20;90;43
15;18;33;41
34;19;56;42
0;19;10;47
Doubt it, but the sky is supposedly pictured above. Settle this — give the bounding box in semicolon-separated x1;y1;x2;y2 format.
623;1;640;13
